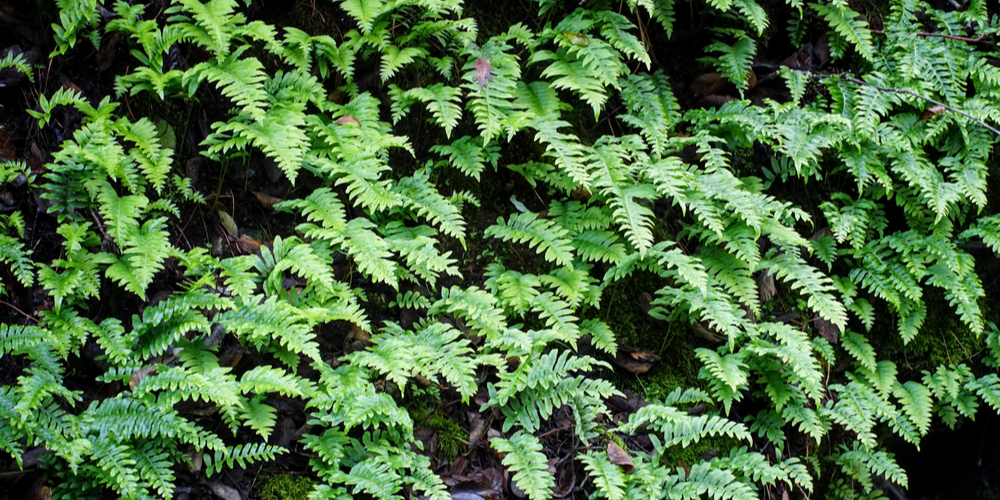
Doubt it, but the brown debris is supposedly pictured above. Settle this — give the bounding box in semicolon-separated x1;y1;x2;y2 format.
613;349;660;374
252;191;282;210
813;313;841;344
606;441;635;474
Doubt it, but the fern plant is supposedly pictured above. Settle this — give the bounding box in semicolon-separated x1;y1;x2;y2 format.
8;0;1000;499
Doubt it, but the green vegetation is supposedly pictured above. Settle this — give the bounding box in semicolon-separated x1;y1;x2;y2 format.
1;0;1000;499
256;474;314;500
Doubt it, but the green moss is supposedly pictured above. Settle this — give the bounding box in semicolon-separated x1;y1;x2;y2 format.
657;434;743;470
867;286;989;377
599;271;707;402
402;388;466;462
425;413;466;461
255;475;314;500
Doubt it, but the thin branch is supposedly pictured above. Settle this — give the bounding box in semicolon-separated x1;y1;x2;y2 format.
870;28;987;44
811;72;1000;138
0;299;38;323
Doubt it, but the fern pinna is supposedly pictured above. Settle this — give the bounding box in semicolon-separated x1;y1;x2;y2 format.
2;0;1000;498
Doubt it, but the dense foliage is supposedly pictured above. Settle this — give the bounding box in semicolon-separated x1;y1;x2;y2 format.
3;0;1000;498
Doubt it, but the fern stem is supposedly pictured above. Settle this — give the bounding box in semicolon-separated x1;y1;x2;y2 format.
813;72;1000;138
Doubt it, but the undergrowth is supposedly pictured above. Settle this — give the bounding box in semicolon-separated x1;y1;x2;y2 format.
2;0;1000;499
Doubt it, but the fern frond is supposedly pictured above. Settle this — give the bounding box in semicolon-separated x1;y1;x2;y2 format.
485;213;575;268
492;431;554;500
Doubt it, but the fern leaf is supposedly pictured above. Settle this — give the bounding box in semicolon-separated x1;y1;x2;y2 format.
485;213;575;268
492;431;554;500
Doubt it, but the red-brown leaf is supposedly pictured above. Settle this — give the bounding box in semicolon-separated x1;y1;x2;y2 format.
919;105;947;121
337;114;360;126
606;441;635;474
474;58;493;88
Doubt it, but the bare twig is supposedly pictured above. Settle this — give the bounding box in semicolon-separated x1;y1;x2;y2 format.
0;299;38;323
811;72;1000;138
870;28;987;44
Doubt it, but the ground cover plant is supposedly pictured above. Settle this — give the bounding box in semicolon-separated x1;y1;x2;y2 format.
2;0;1000;498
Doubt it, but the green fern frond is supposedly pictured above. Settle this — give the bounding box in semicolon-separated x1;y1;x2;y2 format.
485;213;575;268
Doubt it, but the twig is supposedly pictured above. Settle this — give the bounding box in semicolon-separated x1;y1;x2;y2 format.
811;72;1000;138
0;299;38;323
89;208;112;244
870;28;987;44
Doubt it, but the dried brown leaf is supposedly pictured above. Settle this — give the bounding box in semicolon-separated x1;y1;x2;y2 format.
129;364;157;389
337;114;360;126
606;441;635;474
678;459;691;478
252;191;282;210
205;479;241;500
474;58;493;88
232;235;261;255
813;314;840;344
919;105;947;121
613;349;659;374
758;272;776;304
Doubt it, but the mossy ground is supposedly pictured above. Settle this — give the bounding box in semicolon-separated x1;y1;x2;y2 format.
254;474;314;500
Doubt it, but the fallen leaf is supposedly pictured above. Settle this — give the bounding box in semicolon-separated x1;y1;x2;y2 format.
450;493;486;500
613;349;660;374
757;272;776;304
129;364;157;389
606;441;635;474
252;191;282;210
474;58;493;88
813;313;840;344
414;426;438;458
32;486;51;500
919;105;947;121
217;210;239;238
337;114;360;126
607;392;647;413
451;456;470;476
562;31;589;46
204;479;241;500
678;459;691;478
344;324;372;354
468;412;486;448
